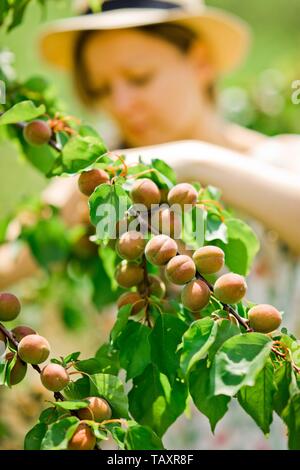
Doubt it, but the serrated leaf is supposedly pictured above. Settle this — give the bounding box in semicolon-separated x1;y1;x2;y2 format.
62;135;107;173
180;317;218;375
189;360;230;432
0;101;45;125
129;365;188;437
24;423;47;450
238;360;276;435
95;343;120;375
89;373;129;418
124;424;164;450
117;321;151;380
210;333;272;397
273;361;293;416
41;417;79;450
150;314;188;382
282;392;300;450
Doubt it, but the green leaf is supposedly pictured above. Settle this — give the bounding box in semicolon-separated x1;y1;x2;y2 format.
180;317;218;375
151;159;177;187
63;351;81;365
216;218;260;275
64;376;90;400
129;365;188;437
62;135;107;173
210;333;272;397
282;392;300;450
273;361;293;416
75;358;107;375
189;360;230;432
124;425;164;450
205;213;228;243
39;407;59;425
150;314;187;382
95;343;120;375
53;400;89;411
117;321;151;380
89;373;129;418
23;141;58;176
237;360;276;435
0;101;45;125
41;417;79;450
110;305;132;344
208;319;241;361
24;423;47;450
89;183;129;242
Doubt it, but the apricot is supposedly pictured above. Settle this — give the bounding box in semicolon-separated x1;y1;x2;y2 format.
116;231;146;261
214;273;247;304
117;292;146;315
167;183;198;210
130;178;161;209
18;334;50;365
11;325;36;342
193;246;225;274
78;397;112;422
41;363;70;392
166;255;196;285
115;261;144;288
181;279;211;312
151;206;181;238
5;352;27;386
78;169;110;196
0;293;21;322
145;235;177;266
68;423;96;451
248;304;282;333
23;120;52;146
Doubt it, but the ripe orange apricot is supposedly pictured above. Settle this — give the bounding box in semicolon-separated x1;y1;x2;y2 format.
117;292;146;315
166;255;196;285
181;279;211;312
248;304;282;333
115;261;144;288
145;235;177;266
0;293;21;322
116;231;146;261
130;178;161;209
78;169;110;196
77;397;112;422
68;423;96;451
214;273;247;304
193;246;225;274
41;363;70;392
23;120;52;146
18;334;50;365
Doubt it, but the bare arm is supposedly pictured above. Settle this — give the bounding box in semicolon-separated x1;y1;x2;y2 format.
122;140;300;255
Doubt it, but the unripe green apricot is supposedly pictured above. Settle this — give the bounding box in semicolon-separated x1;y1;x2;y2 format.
193;246;225;274
166;255;196;285
116;231;146;261
0;293;21;322
5;352;27;386
151;207;181;238
18;334;50;365
115;261;144;288
168;183;198;210
145;235;177;266
117;292;146;315
78;397;112;422
181;279;211;312
41;363;70;392
78;169;110;196
68;423;96;451
11;325;36;342
23;120;52;146
214;273;247;304
130;178;161;209
248;304;282;333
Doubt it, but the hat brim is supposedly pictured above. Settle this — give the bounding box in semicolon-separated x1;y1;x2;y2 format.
39;7;251;75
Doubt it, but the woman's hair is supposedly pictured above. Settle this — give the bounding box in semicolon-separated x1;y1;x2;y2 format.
73;23;216;108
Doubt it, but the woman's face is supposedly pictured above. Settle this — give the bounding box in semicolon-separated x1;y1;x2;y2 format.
82;28;212;147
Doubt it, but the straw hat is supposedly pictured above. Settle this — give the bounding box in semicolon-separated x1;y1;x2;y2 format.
39;0;251;75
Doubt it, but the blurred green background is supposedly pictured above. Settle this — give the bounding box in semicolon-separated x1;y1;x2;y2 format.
1;0;300;215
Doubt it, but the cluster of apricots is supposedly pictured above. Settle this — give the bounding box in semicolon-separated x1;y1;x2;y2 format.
0;292;113;450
